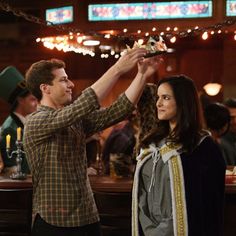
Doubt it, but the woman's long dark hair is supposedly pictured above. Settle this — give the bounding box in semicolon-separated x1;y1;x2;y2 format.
142;75;204;153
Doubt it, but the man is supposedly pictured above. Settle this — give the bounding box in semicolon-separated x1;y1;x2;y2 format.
0;66;38;174
23;49;162;236
204;102;230;143
220;98;236;165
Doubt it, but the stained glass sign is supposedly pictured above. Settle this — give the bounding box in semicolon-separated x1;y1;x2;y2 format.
88;1;212;21
226;0;236;16
46;6;73;24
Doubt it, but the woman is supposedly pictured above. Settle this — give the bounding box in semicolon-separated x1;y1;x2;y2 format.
132;75;226;236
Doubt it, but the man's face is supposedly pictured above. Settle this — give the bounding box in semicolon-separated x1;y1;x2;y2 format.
47;68;74;108
20;94;38;116
228;107;236;134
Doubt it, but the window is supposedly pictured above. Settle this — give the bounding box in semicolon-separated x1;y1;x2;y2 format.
226;0;236;16
88;1;212;21
46;6;73;24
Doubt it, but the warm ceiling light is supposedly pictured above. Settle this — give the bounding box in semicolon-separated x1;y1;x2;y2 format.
167;48;175;53
170;36;176;43
202;32;208;40
77;36;83;44
99;45;112;50
83;40;100;46
138;39;144;45
104;34;111;39
203;83;222;96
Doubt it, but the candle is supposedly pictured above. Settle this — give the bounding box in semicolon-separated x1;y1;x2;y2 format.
17;127;21;141
6;134;11;149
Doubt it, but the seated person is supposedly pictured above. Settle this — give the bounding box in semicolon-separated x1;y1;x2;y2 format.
102;114;138;177
220;98;236;165
204;102;230;142
204;102;232;165
0;66;38;175
86;133;101;175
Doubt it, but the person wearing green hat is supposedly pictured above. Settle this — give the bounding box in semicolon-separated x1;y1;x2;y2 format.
0;66;38;175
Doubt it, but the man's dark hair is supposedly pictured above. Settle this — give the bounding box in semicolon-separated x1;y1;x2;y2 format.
25;59;65;100
204;103;230;132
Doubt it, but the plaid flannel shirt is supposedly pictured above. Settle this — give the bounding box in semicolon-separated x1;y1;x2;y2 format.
24;87;134;227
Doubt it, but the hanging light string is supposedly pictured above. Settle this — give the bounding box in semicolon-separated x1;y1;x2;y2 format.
0;1;82;35
167;18;236;39
1;1;236;40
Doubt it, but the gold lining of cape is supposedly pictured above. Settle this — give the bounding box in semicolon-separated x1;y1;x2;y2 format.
160;145;188;236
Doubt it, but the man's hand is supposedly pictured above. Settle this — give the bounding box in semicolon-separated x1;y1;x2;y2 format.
114;48;147;75
138;56;163;78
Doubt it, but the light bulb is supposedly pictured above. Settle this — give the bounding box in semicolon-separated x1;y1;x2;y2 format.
203;83;222;96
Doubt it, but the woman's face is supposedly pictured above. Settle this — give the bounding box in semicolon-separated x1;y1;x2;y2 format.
156;82;177;129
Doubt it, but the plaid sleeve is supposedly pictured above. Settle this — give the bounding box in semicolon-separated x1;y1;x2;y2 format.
25;87;100;138
83;93;135;135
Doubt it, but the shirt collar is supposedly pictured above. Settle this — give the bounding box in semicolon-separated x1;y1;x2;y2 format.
13;112;26;125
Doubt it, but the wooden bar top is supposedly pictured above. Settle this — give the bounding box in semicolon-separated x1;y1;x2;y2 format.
89;175;133;192
0;174;235;194
0;175;32;189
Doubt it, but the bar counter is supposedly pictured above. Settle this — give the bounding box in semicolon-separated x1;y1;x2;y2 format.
0;175;32;189
0;175;235;236
0;174;235;193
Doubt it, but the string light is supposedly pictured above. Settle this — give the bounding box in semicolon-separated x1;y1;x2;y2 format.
104;34;111;39
202;32;209;40
1;1;236;58
137;39;144;45
170;36;177;43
